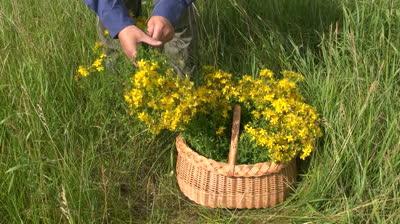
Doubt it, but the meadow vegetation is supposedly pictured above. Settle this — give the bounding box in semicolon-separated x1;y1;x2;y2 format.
0;0;399;223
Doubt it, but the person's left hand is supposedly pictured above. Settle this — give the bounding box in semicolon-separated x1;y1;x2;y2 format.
147;16;175;43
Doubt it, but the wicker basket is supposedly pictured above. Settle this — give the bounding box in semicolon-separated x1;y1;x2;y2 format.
175;105;297;208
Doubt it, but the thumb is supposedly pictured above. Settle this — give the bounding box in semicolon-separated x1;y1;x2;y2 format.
139;33;162;47
147;22;154;37
126;42;138;61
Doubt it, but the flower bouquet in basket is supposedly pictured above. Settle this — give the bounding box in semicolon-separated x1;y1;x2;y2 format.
124;58;322;209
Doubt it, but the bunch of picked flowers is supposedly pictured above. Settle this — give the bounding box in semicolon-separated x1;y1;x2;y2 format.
124;59;322;164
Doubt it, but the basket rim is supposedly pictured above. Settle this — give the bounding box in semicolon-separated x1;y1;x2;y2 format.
176;135;294;177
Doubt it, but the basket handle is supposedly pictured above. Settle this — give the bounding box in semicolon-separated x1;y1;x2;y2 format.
227;104;241;176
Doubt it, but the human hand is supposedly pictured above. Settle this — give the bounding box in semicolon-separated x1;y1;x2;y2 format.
118;25;162;61
147;16;175;43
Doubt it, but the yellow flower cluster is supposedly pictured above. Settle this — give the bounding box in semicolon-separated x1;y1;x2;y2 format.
237;70;322;162
103;29;110;36
125;61;322;163
76;19;144;79
75;41;107;79
124;60;199;134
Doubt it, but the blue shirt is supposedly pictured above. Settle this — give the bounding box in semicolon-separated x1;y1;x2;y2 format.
84;0;194;38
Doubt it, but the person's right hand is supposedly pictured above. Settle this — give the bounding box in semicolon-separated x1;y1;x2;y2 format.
118;25;162;62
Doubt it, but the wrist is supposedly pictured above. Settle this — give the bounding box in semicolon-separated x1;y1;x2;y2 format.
118;25;130;39
118;25;140;39
151;16;173;29
152;0;186;27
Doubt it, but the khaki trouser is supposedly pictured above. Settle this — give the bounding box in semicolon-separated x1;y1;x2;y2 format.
97;0;197;76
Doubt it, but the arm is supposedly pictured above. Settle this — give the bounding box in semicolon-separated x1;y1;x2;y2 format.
84;0;134;38
148;0;195;42
152;0;195;27
83;0;161;60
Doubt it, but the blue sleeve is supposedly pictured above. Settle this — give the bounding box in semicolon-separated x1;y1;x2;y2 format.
152;0;195;26
84;0;134;38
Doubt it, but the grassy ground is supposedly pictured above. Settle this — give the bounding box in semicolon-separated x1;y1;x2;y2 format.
1;0;399;223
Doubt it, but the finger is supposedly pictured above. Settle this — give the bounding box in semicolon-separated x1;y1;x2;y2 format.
164;29;174;42
140;33;162;47
121;40;137;62
147;22;154;37
131;46;138;66
151;24;163;41
130;45;137;63
132;58;138;67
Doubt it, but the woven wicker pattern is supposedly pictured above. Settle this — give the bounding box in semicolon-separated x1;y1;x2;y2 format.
176;136;297;208
175;105;297;208
176;136;293;177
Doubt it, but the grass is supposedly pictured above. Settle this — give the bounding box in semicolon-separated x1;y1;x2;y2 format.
1;0;399;223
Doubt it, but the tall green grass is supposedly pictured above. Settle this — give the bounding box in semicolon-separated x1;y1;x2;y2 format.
0;0;399;223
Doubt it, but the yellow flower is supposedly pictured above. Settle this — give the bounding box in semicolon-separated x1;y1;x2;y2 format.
125;89;143;107
216;126;226;136
259;69;274;79
77;66;89;77
300;143;313;160
251;111;261;119
298;128;309;138
281;70;304;82
103;29;110;36
94;41;103;50
99;53;107;59
262;94;275;102
138;112;151;123
92;59;103;68
277;78;296;90
272;98;290;114
95;66;104;72
286;135;294;142
137;59;147;69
